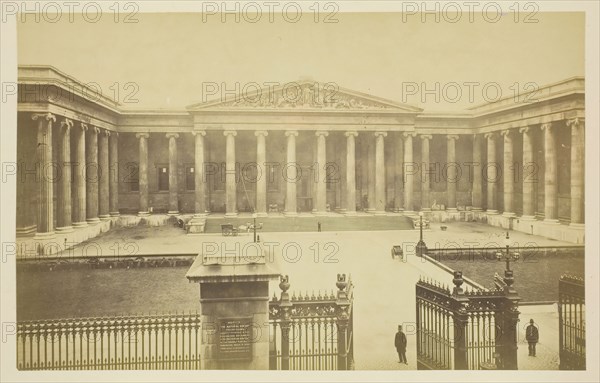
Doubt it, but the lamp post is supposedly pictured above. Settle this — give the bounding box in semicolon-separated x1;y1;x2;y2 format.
496;231;520;292
416;211;427;257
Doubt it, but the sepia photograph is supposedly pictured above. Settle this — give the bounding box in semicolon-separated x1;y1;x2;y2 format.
0;1;598;382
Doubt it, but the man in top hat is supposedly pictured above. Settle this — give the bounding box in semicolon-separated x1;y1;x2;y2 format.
394;325;407;364
526;319;539;357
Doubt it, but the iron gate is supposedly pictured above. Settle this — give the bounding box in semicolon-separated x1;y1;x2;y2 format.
416;271;520;370
269;274;354;370
558;274;585;370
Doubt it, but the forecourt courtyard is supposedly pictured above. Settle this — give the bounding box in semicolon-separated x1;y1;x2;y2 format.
17;218;581;370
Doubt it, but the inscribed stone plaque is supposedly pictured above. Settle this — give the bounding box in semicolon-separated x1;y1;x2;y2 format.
217;317;253;361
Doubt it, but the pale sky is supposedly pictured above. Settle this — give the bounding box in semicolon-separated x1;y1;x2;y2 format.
17;12;584;111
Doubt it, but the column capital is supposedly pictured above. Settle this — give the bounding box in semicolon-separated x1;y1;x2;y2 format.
285;130;298;137
89;126;100;134
60;118;73;131
420;134;432;140
447;134;460;141
566;118;584;129
540;122;553;131
166;133;180;139
223;130;237;137
374;131;388;138
484;132;496;140
402;131;417;138
344;131;358;137
315;130;329;137
100;129;111;137
135;132;150;139
500;129;512;137
79;122;89;132
254;130;269;137
192;130;207;137
518;126;530;134
32;112;56;122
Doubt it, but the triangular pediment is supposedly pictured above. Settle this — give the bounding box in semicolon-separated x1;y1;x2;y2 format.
187;80;421;113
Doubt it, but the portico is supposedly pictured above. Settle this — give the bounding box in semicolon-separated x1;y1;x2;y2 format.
15;66;586;249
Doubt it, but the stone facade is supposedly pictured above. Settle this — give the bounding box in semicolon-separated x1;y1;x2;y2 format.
16;66;585;245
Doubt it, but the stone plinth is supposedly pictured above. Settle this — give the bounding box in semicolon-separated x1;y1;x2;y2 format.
186;243;279;370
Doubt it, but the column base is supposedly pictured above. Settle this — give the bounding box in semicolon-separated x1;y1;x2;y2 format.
569;222;585;228
99;214;111;221
167;211;180;216
109;211;120;217
194;212;209;218
138;211;150;217
421;208;431;212
34;231;56;240
345;210;357;216
471;207;483;212
314;210;328;216
56;226;74;233
256;212;268;217
519;215;536;221
225;212;238;217
446;207;457;212
403;210;415;216
543;218;560;225
373;210;386;216
394;208;404;213
284;211;298;217
16;225;37;236
502;212;516;218
72;221;88;228
86;217;101;224
486;210;499;215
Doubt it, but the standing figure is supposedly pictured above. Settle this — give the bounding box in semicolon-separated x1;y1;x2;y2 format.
394;325;407;364
317;221;322;232
526;319;539;357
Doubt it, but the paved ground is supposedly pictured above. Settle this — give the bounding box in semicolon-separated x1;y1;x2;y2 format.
19;220;572;370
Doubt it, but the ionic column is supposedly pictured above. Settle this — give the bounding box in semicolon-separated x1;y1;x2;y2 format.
109;132;120;216
284;131;299;216
501;130;515;217
315;131;329;214
32;113;56;238
471;134;483;211
541;123;558;223
98;130;111;220
394;133;404;212
567;118;584;225
72;123;88;226
374;131;387;215
446;135;459;211
166;133;180;215
86;126;100;223
519;127;535;219
367;136;376;212
136;133;150;216
56;118;73;232
420;134;432;211
255;130;269;216
403;132;416;213
485;132;498;214
224;130;237;216
193;131;207;217
345;131;358;215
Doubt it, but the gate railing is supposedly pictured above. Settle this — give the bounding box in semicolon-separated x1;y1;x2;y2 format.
17;312;202;370
558;274;585;370
269;274;354;370
416;271;520;370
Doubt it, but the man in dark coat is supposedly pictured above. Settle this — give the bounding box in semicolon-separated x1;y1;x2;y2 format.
526;319;539;356
394;325;407;364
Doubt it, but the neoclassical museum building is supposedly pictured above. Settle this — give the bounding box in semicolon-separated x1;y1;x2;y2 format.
14;66;585;253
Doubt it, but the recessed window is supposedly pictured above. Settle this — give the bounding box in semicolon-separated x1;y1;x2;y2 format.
158;166;169;191
186;166;195;191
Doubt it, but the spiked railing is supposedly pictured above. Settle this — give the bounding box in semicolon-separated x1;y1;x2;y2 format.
269;274;354;370
16;312;202;370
